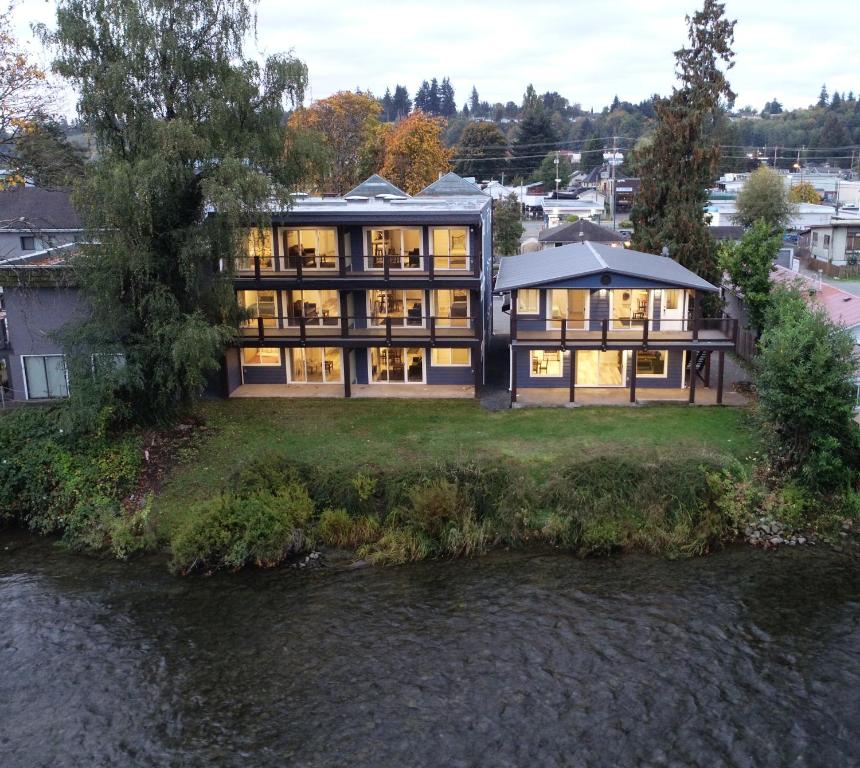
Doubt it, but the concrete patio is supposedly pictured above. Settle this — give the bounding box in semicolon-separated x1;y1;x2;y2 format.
229;383;474;399
513;386;748;408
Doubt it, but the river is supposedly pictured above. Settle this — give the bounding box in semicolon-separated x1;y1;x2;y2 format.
1;533;858;768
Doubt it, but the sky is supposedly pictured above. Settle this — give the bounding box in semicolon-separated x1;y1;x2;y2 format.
10;0;858;116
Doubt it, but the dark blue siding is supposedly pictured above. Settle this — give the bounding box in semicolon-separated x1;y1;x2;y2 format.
354;347;369;384
349;227;364;271
632;349;685;388
515;348;570;388
426;349;473;384
242;351;286;384
541;275;706;290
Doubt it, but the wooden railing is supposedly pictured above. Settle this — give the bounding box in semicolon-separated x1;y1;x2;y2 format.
241;314;478;344
232;254;474;279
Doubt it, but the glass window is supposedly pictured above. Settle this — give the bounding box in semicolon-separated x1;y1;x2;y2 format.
812;232;819;244
431;348;470;366
517;289;539;315
366;228;422;269
288;348;342;383
284;228;338;269
20;236;35;251
635;350;668;377
548;289;588;329
370;347;423;383
23;355;69;399
530;350;563;377
664;289;679;310
431;227;469;270
434;289;469;327
239;228;273;270
242;347;281;366
286;290;339;326
239;290;278;327
369;289;424;326
823;235;831;247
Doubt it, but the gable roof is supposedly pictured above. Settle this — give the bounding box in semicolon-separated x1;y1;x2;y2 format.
0;187;82;231
539;219;624;243
771;264;860;329
708;225;745;241
494;241;718;293
343;174;409;199
416;172;488;198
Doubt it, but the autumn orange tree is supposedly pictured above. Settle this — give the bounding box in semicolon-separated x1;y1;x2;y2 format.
288;90;383;193
0;8;52;187
379;110;451;194
788;181;821;204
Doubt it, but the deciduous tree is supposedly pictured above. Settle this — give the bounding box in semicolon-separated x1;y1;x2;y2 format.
379;110;451;194
41;0;307;424
787;181;821;204
288;90;381;193
734;165;793;229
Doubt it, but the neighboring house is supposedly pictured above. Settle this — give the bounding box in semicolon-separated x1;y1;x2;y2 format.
228;172;493;398
538;220;625;248
0;244;83;400
706;199;837;230
0;187;83;262
542;197;606;227
708;225;745;243
798;219;860;266
494;242;737;406
597;177;640;211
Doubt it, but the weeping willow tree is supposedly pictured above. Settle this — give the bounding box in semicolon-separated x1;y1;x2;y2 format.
38;0;307;426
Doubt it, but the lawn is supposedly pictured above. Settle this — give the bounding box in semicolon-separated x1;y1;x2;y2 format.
155;399;757;535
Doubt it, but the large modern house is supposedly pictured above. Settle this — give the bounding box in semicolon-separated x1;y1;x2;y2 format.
225;173;493;398
494;242;739;405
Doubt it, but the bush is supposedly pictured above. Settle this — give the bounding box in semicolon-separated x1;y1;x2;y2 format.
317;508;381;549
169;481;315;573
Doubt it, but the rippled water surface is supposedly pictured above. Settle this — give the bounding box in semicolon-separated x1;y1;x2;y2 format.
1;534;859;768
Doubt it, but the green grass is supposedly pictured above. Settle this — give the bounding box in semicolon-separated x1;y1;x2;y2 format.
155;399;757;536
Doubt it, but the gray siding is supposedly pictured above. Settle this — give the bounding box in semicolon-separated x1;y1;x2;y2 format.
0;230;78;263
4;285;86;400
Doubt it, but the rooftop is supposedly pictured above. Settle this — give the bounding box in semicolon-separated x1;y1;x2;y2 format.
0;186;82;231
771;265;860;329
539;219;624;244
343;174;408;199
494;241;718;293
415;172;488;198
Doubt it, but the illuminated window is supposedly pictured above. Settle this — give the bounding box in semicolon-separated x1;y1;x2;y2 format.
663;289;679;310
240;228;273;270
431;348;470;366
284;228;338;269
517;289;539;315
635;350;668;377
431;227;469;269
365;228;422;269
238;290;278;327
530;349;563;377
242;347;281;366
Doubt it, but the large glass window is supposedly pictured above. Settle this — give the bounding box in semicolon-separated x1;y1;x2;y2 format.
23;355;68;399
239;228;273;270
284;228;338;269
434;289;469;327
663;289;679;310
286;290;340;326
370;347;424;383
366;228;422;269
530;350;563;377
547;289;588;330
431;227;469;270
238;290;278;327
516;289;539;315
431;348;470;366
635;349;668;378
289;347;342;383
242;347;281;366
612;289;650;328
368;289;424;326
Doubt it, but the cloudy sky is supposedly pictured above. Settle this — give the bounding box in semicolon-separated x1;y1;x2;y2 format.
11;0;857;114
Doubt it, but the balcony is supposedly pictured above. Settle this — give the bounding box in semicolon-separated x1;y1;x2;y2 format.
513;316;738;349
231;254;475;281
238;314;480;344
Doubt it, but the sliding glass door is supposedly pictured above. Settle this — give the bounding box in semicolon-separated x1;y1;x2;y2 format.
370;347;424;383
575;350;625;386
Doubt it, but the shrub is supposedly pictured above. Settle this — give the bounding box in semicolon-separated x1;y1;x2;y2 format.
317;508;381;549
169;481;315;573
405;479;467;537
357;528;434;566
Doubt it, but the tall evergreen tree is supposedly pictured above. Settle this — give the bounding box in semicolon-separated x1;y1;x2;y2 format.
581;135;604;173
817;84;829;108
454;121;507;180
440;77;456;117
511;85;556;177
831;90;842;109
41;0;307;424
380;87;393;121
392;85;411;119
414;80;430;112
427;78;440;115
631;0;736;286
470;86;480;115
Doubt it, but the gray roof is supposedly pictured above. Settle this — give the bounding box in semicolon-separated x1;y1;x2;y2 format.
539;219;624;243
416;172;488;198
494;241;718;293
708;225;745;241
0;187;82;231
344;174;409;199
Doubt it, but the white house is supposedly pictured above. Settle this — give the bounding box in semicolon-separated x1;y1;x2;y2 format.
799;219;860;266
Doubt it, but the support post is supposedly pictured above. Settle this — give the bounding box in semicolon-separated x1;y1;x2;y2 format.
511;347;517;405
473;347;481;393
254;255;261;281
343;349;351;398
385;316;392;345
601;317;608;349
560;318;566;348
642;318;649;348
630;349;637;403
257;315;264;341
704;351;711;388
299;316;306;344
716;350;725;404
688;350;697;404
569;349;576;403
692;291;700;341
339;291;350;337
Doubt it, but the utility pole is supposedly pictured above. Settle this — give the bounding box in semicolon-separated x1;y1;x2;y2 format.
773;144;778;169
554;151;560;197
611;136;617;230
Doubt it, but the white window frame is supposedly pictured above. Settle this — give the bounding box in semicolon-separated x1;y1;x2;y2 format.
431;348;471;367
241;347;282;366
432;289;470;328
429;226;470;271
366;289;426;328
285;289;340;327
21;354;69;400
516;289;540;316
287;347;343;384
633;349;670;379
609;289;653;330
239;289;279;328
529;349;564;378
281;227;339;270
545;289;590;331
363;226;423;271
367;347;426;384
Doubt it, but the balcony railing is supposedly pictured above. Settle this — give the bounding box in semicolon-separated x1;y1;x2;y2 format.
515;316;738;347
231;254;474;279
239;314;479;343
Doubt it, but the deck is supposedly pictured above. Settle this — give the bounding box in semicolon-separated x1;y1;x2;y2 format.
229;383;474;399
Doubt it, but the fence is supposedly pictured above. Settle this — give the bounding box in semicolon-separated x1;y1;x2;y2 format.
735;326;757;363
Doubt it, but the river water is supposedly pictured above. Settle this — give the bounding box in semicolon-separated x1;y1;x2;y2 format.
1;534;858;768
